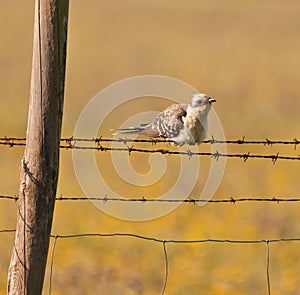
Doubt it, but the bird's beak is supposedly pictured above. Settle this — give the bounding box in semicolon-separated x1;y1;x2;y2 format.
208;98;216;104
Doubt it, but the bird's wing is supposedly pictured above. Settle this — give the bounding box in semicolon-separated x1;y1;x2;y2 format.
141;104;187;138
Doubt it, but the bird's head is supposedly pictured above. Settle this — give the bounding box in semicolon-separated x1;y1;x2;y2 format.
190;93;216;108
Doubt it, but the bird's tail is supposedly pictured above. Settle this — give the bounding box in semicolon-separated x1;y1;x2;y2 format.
112;124;160;138
111;127;143;135
111;124;148;135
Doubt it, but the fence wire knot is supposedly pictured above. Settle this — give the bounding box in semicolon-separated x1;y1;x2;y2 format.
293;138;299;150
209;135;216;145
63;137;75;149
242;152;250;162
150;138;158;145
237;136;246;144
64;136;73;146
212;151;220;161
186;149;193;159
118;137;128;145
272;152;279;164
127;145;133;155
103;195;108;203
96;143;107;152
187;197;196;204
95;136;102;146
265;138;273;146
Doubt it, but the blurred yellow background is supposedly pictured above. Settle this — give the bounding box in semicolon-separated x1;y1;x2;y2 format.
1;0;300;294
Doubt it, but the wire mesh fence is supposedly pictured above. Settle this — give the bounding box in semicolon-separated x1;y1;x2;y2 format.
2;228;300;294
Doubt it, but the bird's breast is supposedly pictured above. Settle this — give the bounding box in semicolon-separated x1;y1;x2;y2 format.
183;113;207;143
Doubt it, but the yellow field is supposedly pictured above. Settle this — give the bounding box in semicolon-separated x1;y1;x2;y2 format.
1;0;300;294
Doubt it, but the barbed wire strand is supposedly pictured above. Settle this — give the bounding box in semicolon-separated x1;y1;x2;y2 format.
58;144;300;163
64;136;300;148
2;137;300;162
2;140;299;163
56;196;300;203
2;194;300;204
266;241;271;295
1;136;300;148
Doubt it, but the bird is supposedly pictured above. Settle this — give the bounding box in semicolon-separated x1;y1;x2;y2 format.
115;93;216;145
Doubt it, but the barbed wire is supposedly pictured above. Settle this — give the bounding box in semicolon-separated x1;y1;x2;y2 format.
2;136;299;163
61;136;300;149
52;196;300;203
0;137;298;292
1;136;300;147
1;135;299;293
2;194;300;203
62;145;300;162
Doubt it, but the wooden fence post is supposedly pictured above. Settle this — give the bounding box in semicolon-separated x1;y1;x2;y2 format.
7;0;69;294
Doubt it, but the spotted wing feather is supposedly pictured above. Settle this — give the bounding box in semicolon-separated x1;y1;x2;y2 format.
140;104;187;139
